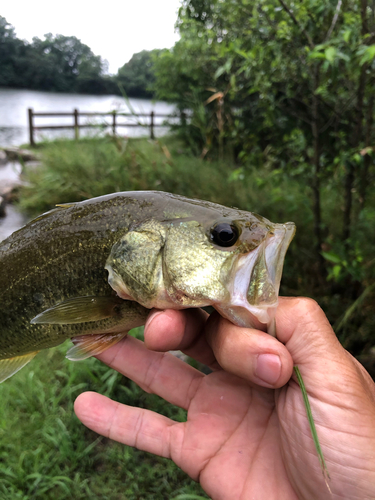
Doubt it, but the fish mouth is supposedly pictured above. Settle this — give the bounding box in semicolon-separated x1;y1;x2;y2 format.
216;222;296;330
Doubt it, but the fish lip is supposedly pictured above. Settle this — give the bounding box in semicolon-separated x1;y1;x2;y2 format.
264;222;296;299
220;222;295;328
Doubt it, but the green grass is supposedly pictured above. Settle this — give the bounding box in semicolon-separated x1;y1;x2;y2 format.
19;135;310;220
0;329;209;500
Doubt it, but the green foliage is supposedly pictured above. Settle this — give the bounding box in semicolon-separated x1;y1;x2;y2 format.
0;16;25;87
154;0;374;162
153;0;375;248
0;18;114;94
0;17;158;96
117;50;160;98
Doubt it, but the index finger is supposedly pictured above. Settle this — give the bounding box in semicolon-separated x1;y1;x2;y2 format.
95;335;204;410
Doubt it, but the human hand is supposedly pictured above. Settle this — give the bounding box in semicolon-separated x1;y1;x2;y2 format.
74;298;375;499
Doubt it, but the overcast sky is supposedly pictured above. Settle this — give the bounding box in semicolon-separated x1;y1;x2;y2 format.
1;0;182;74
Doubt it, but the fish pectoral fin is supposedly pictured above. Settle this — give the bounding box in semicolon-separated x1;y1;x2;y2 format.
0;352;39;383
66;332;127;361
31;296;123;325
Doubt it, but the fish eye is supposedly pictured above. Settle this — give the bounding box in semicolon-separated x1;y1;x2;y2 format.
210;222;239;247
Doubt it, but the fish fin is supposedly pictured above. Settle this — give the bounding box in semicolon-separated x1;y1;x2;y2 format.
31;296;123;325
66;332;127;361
0;352;39;383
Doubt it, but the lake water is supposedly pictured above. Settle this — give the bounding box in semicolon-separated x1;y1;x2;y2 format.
0;205;27;242
0;88;176;147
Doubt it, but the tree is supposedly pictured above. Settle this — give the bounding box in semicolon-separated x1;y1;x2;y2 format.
117;50;159;98
0;18;164;96
0;21;115;94
0;16;25;86
30;34;106;92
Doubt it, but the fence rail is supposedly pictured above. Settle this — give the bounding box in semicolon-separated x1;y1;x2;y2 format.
28;108;175;146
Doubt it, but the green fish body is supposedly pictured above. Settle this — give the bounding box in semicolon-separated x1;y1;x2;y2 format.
0;191;295;382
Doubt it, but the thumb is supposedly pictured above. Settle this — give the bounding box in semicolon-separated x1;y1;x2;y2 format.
275;297;341;367
275;297;375;397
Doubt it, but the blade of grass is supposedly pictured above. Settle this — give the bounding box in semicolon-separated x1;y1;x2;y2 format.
294;365;331;493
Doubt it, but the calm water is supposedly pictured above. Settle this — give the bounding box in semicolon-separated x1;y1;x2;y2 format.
0;205;27;242
0;88;176;147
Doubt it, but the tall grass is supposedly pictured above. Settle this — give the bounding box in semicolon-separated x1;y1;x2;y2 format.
0;330;209;499
19;136;310;220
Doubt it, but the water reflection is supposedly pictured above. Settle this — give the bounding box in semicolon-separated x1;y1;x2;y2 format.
0;160;25;241
0;204;27;242
0;161;22;184
0;127;25;147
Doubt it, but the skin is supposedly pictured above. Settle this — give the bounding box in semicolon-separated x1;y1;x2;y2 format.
74;297;375;499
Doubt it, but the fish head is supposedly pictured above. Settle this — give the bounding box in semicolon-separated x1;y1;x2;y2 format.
105;197;295;331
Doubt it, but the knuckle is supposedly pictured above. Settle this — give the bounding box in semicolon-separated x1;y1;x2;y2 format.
295;296;322;317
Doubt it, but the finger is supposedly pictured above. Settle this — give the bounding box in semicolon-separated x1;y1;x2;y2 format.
74;392;178;459
275;297;350;372
205;312;294;389
95;335;204;410
274;297;375;400
144;308;219;369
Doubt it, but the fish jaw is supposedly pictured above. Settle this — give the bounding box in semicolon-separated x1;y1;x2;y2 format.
215;222;296;332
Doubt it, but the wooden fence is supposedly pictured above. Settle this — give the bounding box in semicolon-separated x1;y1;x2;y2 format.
28;108;175;146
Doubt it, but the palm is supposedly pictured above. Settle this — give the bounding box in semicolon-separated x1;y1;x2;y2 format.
75;336;318;499
181;367;375;499
177;371;296;499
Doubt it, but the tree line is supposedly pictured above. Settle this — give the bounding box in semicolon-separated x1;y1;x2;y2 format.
0;16;157;98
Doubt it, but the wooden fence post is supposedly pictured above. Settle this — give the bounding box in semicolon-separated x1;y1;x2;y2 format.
150;111;155;139
112;111;117;136
73;109;79;140
28;108;35;147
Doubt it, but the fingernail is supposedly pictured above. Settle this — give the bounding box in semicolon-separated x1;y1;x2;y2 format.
256;354;281;385
145;309;164;329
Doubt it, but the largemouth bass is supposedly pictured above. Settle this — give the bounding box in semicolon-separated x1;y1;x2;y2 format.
0;191;295;382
